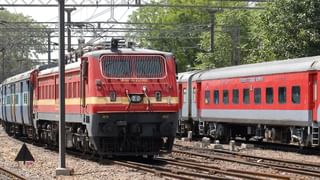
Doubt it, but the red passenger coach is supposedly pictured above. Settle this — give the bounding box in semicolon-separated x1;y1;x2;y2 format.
178;56;320;146
0;41;178;156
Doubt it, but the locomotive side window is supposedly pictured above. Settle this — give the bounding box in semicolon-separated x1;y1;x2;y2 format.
292;86;300;104
266;87;274;104
183;88;187;103
243;88;250;104
223;90;229;104
278;87;286;104
232;89;239;104
204;90;210;104
254;88;261;104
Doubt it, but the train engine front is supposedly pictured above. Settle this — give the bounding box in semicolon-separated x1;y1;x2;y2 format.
81;43;178;156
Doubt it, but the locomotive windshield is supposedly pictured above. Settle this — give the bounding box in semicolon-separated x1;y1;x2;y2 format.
101;55;166;78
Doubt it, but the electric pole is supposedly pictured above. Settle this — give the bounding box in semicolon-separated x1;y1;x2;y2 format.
56;0;72;176
208;8;222;52
65;7;76;53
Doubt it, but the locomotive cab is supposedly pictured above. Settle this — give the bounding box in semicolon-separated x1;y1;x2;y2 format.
79;43;178;155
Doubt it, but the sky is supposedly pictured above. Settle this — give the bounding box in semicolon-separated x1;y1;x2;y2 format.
5;6;136;62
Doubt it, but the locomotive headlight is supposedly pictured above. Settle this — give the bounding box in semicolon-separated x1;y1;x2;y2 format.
110;91;116;102
130;95;142;103
155;91;161;101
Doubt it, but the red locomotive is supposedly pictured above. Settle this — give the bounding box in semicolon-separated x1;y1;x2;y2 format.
1;39;178;156
178;56;320;146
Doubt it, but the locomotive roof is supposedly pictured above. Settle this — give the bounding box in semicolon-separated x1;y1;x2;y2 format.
177;70;201;83
2;69;35;85
38;61;80;76
84;48;173;58
193;56;320;81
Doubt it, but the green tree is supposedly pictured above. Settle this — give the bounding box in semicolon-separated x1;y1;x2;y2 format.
247;0;320;62
128;0;261;71
128;0;211;71
0;10;47;80
195;8;257;68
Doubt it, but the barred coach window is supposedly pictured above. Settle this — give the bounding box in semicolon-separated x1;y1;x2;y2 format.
266;87;274;104
204;90;210;104
243;88;250;104
254;88;261;104
278;87;286;104
292;86;300;104
232;89;239;104
214;90;219;104
223;90;229;104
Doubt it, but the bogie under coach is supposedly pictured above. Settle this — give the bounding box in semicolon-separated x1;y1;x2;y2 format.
0;41;178;156
178;56;320;146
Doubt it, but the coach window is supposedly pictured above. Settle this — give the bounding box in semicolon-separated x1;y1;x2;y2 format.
223;90;229;104
6;95;10;105
278;87;286;104
192;87;196;102
232;89;239;104
14;94;18;105
243;88;250;104
205;90;210;104
23;93;28;105
266;87;274;104
292;86;300;104
254;88;261;104
183;88;187;103
214;90;219;104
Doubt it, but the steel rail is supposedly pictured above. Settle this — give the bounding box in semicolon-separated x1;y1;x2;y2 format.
162;157;290;180
173;149;320;178
174;143;320;169
113;160;228;180
0;166;26;180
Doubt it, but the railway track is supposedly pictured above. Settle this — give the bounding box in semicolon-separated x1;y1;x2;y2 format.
112;157;289;180
174;144;320;178
65;145;286;179
234;139;320;155
0;166;26;180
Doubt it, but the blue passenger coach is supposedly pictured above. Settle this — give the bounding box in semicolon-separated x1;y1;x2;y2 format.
1;70;35;135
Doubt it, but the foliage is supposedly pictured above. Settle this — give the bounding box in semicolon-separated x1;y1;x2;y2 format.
0;10;47;80
128;0;210;71
128;0;320;72
247;0;320;61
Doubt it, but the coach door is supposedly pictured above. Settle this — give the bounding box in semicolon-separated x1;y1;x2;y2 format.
191;82;201;120
80;57;88;117
310;73;318;122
